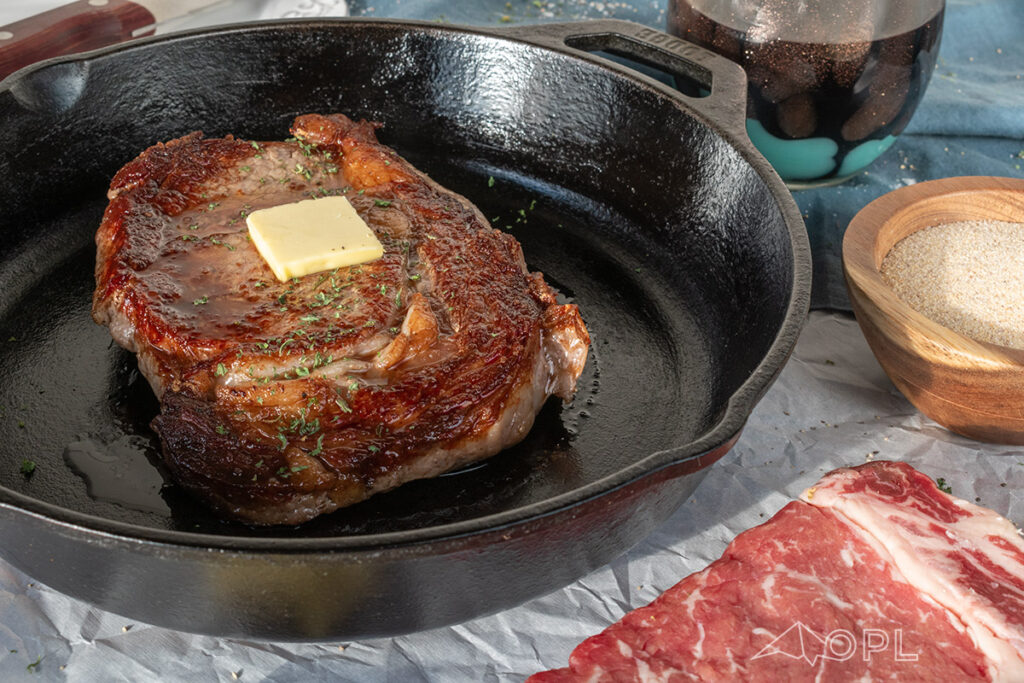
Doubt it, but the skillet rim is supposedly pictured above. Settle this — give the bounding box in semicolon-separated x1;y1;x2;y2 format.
0;17;811;552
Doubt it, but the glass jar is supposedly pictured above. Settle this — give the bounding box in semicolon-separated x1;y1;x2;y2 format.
668;0;945;188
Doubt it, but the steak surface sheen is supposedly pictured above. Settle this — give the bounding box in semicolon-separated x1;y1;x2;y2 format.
92;113;589;525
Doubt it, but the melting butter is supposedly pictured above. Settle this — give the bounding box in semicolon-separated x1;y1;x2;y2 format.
246;196;384;281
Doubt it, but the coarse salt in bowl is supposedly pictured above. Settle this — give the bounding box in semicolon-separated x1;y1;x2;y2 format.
879;220;1024;351
843;176;1024;444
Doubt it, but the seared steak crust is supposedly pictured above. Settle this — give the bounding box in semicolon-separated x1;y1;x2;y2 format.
93;114;589;525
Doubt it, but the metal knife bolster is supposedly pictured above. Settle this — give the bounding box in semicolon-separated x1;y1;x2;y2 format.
139;0;225;24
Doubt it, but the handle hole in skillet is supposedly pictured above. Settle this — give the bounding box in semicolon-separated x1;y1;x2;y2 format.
564;38;712;99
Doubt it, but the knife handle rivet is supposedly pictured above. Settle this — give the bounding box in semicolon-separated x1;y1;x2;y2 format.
88;0;110;6
0;31;12;41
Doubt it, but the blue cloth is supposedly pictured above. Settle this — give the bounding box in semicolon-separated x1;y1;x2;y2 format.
348;0;1024;309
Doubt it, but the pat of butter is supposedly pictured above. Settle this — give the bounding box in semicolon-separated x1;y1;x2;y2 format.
246;196;384;281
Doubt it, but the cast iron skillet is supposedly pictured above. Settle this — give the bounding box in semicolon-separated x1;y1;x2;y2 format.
0;18;809;640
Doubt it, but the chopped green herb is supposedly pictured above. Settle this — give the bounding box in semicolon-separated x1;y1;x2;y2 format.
215;424;229;435
936;478;952;494
368;445;380;453
309;434;325;457
215;363;227;376
487;176;495;187
276;434;288;451
240;165;252;172
374;199;392;208
295;366;310;377
348;380;359;392
207;202;220;211
193;295;209;306
26;655;42;673
335;397;352;413
20;459;35;476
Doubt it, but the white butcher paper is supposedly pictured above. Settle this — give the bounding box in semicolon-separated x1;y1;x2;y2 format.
4;307;1023;681
2;3;1024;682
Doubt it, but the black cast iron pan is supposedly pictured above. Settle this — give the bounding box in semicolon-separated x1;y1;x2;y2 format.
0;18;809;640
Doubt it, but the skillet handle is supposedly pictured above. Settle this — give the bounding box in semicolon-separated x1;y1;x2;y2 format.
494;19;748;133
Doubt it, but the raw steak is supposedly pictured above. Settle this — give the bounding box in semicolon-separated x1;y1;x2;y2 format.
530;461;1024;682
92;113;589;525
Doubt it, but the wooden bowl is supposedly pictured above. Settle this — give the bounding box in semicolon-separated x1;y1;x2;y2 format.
843;176;1024;444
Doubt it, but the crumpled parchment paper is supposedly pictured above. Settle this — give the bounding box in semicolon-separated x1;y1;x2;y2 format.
1;0;1022;680
3;311;1021;682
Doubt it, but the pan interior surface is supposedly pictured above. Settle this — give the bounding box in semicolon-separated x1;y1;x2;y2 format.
0;162;716;538
0;21;795;540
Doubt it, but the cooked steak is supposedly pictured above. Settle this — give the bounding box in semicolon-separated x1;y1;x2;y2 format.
531;462;1024;681
92;113;589;525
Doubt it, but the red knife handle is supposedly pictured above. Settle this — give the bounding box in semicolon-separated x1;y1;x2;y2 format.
0;0;157;81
